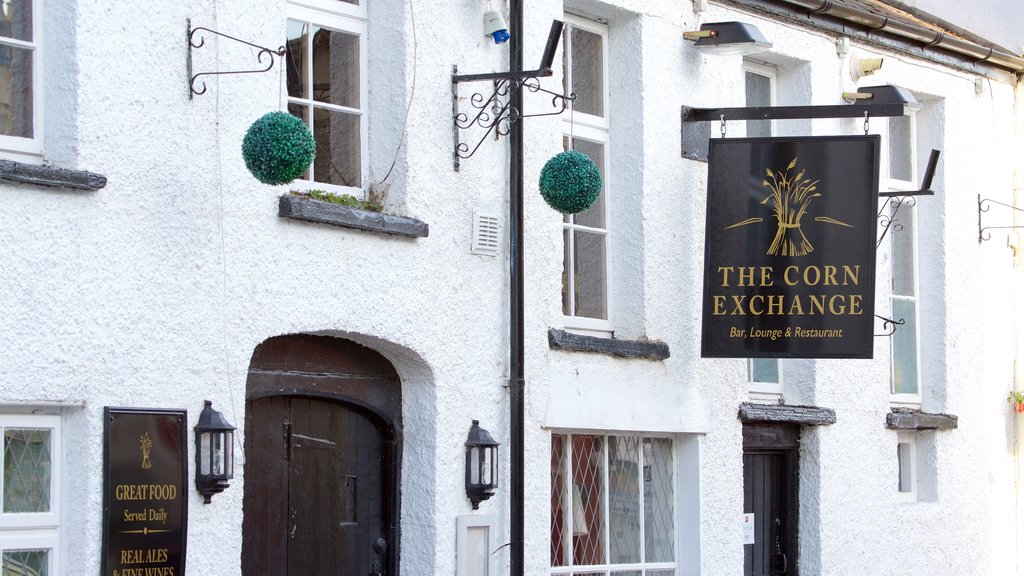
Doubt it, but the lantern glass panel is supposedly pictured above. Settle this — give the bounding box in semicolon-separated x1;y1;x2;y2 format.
199;431;211;476
225;431;234;479
470;447;480;484
482;447;492;485
213;432;225;476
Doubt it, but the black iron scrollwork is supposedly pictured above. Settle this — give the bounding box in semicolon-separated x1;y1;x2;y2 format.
876;195;916;248
875;315;905;337
187;19;287;99
451;65;574;171
977;195;1024;244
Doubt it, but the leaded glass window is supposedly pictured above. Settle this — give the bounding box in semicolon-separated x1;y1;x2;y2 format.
551;433;675;575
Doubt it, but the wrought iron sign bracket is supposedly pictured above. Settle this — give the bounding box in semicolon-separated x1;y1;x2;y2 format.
874;315;905;337
450;20;569;171
681;86;920;161
977;195;1024;244
187;19;286;99
876;149;940;248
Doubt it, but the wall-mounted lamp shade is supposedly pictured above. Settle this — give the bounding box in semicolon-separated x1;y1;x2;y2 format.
684;22;772;56
465;420;499;510
843;85;922;113
194;400;235;504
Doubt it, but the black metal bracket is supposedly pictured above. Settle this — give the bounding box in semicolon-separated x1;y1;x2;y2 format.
187;19;286;99
451;20;570;171
978;195;1024;244
875;315;906;337
876;149;940;248
681;85;920;161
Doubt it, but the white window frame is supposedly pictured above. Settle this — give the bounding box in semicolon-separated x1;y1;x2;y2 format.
560;14;612;336
0;0;43;161
896;431;917;499
0;413;62;576
742;60;776;138
885;110;921;407
549;431;678;576
286;0;368;197
743;61;784;400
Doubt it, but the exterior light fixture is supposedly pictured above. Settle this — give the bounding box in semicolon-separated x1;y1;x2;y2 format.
684;22;772;56
842;85;921;113
484;9;510;44
194;400;235;504
465;420;499;509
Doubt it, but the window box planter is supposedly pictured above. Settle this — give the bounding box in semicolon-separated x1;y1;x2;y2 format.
278;194;428;238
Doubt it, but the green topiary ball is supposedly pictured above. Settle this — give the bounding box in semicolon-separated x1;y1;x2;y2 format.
241;111;316;185
538;150;602;214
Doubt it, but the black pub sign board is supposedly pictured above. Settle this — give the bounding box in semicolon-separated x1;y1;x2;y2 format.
102;408;188;576
701;135;880;359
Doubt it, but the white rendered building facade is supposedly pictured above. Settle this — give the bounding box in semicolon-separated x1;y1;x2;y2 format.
0;0;1021;575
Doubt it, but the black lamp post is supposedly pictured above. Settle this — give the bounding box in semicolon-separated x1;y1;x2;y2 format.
194;400;235;504
465;420;499;510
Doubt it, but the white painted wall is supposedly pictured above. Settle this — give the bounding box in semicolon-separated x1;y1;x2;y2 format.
0;0;1019;575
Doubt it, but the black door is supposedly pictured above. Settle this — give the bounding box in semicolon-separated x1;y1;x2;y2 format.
243;396;390;576
743;424;799;576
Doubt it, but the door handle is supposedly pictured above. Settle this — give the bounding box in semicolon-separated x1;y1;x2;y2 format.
770;552;787;574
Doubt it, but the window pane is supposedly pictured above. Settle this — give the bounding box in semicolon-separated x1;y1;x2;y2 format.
889;116;913;181
0;44;32;138
643;438;674;562
608;436;640;564
2;549;48;576
571;436;605;566
571;139;605;229
574;231;607;320
287;104;311;181
286;20;308;99
312;107;361;187
891;204;916;296
0;0;33;42
897;442;913;492
3;428;51;513
892;299;919;395
562;230;572;316
611;572;641;576
750;358;779;383
569;27;603;117
311;27;360;108
744;71;771;138
551;435;570;567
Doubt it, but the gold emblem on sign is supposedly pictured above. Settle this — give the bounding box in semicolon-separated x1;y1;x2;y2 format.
725;157;852;256
140;433;153;470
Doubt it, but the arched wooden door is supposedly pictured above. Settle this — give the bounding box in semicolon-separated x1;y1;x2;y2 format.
242;335;401;576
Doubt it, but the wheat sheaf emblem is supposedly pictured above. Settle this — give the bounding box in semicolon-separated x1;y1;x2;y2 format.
140;432;153;470
724;157;852;256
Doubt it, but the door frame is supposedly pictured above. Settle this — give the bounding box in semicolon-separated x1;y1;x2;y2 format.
743;423;800;576
243;334;403;576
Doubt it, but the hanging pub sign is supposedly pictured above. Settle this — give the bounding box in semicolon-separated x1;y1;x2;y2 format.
701;135;880;359
102;407;188;576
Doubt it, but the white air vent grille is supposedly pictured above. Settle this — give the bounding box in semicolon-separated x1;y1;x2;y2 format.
471;211;501;256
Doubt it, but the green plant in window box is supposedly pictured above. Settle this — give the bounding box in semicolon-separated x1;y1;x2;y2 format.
1008;390;1024;414
292;189;384;213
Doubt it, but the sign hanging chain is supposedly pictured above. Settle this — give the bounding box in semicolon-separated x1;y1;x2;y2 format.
863;111;870;135
720;114;727;138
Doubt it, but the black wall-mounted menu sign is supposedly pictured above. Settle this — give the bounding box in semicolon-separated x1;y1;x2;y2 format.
701;136;880;359
102;408;188;576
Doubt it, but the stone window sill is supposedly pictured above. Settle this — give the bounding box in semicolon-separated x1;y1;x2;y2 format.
278;194;429;238
885;408;958;431
738;402;837;426
0;159;107;191
547;328;670;360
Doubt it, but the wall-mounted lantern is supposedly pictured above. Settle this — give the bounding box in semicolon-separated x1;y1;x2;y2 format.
194;400;235;504
465;420;499;510
683;21;772;56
